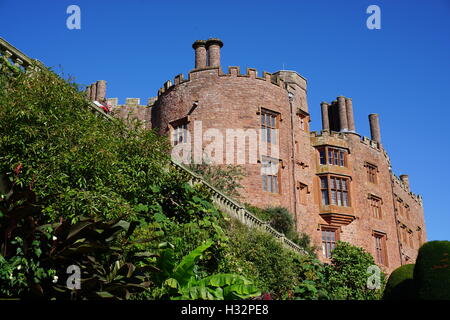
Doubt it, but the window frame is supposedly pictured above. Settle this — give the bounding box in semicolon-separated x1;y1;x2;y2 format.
365;162;378;184
261;155;280;194
373;231;388;266
318;146;348;167
319;174;351;207
260;108;280;145
321;226;340;259
169;117;190;147
369;195;383;219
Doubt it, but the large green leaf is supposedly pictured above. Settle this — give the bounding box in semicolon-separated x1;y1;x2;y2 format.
172;240;213;286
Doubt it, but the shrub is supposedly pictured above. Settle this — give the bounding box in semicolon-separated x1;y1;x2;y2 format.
383;264;415;300
187;163;246;199
218;221;301;299
414;241;450;300
325;241;385;300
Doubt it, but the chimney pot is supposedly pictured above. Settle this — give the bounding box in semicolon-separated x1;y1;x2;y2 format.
96;80;107;102
368;113;381;143
345;97;356;132
320;102;330;131
400;174;410;191
89;83;97;101
192;40;207;69
206;38;223;68
337;96;348;132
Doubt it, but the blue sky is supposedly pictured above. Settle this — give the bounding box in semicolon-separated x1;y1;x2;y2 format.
1;0;449;241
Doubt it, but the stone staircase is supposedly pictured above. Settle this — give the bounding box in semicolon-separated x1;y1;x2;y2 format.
0;36;306;256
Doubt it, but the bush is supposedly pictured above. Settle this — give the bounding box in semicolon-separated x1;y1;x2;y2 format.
0;67;172;223
187;163;246;199
218;221;301;299
245;205;316;255
414;241;450;300
383;264;415;300
325;241;385;300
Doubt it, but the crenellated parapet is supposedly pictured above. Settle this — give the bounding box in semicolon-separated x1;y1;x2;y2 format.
391;173;423;205
156;65;292;97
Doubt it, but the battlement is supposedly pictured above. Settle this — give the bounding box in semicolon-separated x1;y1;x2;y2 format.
107;97;157;108
391;173;423;206
157;66;292;97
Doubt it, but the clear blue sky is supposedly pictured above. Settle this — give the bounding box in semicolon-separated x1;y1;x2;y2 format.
1;0;449;241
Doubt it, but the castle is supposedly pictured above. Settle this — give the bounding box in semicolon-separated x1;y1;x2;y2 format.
86;38;426;273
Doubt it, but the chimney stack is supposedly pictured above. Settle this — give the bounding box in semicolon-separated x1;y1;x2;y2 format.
345;97;356;132
192;40;207;69
89;83;97;101
400;174;410;191
368;114;381;143
321;102;330;131
96;80;107;102
337;96;348;132
206;38;223;68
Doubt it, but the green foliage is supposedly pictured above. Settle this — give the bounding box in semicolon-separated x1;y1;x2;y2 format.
291;255;330;300
151;240;261;300
414;241;450;300
0;67;172;223
324;241;385;300
187;163;246;199
245;205;317;255
262;207;293;235
219;222;302;299
383;264;415;300
0;182;150;299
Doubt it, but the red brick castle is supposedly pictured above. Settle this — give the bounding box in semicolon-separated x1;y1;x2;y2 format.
86;38;426;273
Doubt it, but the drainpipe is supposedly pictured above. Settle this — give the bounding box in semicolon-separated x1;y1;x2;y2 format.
288;91;298;230
390;171;404;266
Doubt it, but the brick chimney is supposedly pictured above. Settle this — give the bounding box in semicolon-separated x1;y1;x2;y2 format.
400;174;410;191
321;102;330;131
369;113;381;143
345;97;356;132
192;40;207;69
206;38;223;68
95;80;107;102
337;96;348;132
89;83;96;101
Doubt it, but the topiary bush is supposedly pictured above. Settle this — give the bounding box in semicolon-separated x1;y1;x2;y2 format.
383;264;415;300
414;241;450;300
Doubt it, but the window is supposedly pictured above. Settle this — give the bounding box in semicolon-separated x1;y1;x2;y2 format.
320;175;350;207
172;123;188;146
396;199;404;216
321;227;338;258
320;176;329;205
261;109;278;144
299;114;309;132
318;146;347;167
373;232;388;266
365;163;378;184
299;183;308;205
405;205;410;220
369;195;382;219
417;227;423;245
262;156;279;193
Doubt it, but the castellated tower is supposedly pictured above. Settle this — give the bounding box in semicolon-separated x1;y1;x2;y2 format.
111;38;426;273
